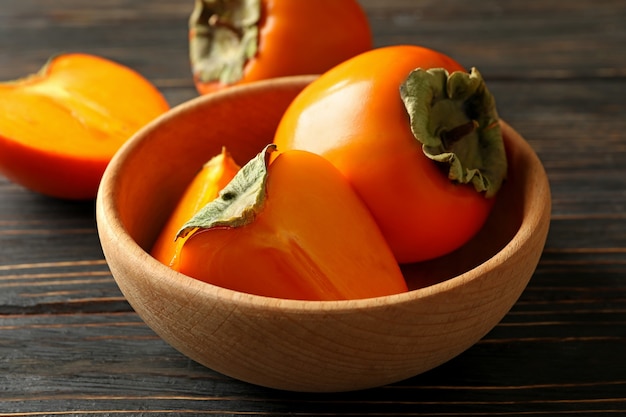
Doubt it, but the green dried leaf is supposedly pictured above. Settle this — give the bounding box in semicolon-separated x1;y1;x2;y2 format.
400;67;507;197
189;0;261;85
176;144;275;239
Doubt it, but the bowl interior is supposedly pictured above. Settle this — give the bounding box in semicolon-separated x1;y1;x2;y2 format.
108;77;532;291
110;77;315;258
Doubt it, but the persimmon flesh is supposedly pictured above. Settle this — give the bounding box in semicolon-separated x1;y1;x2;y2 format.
0;53;170;199
151;147;240;268
175;146;408;301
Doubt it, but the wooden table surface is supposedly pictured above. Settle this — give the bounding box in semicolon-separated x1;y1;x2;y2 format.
1;0;625;415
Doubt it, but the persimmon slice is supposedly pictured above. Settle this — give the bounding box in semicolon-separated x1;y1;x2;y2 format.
0;53;169;199
151;147;241;268
175;145;408;301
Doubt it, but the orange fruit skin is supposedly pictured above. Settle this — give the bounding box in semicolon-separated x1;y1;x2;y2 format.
194;0;372;94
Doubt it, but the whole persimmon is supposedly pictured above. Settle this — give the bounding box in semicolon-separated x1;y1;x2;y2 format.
189;0;372;94
273;45;508;264
0;53;169;200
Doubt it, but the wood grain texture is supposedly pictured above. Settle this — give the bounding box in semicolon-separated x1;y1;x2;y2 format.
1;0;625;414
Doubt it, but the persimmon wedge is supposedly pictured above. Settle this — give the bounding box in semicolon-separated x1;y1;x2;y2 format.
151;147;240;268
174;145;408;301
0;53;170;200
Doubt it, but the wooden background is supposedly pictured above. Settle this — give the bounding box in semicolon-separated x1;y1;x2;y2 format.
1;0;626;415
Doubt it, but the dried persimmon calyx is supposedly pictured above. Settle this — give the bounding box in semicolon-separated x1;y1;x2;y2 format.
400;67;507;198
189;0;261;85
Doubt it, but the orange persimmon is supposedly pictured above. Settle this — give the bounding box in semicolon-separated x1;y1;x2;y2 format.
174;145;408;301
151;147;240;268
0;53;170;200
189;0;372;94
274;45;508;264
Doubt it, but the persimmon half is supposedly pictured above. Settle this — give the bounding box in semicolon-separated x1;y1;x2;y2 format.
174;145;408;301
273;45;508;264
0;53;170;200
189;0;372;94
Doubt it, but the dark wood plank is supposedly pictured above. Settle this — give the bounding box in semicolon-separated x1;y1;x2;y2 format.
0;0;192;84
1;0;626;415
362;0;626;79
0;185;127;313
1;310;624;415
2;0;625;83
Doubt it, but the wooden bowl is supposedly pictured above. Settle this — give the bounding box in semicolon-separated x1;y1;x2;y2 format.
96;76;551;392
